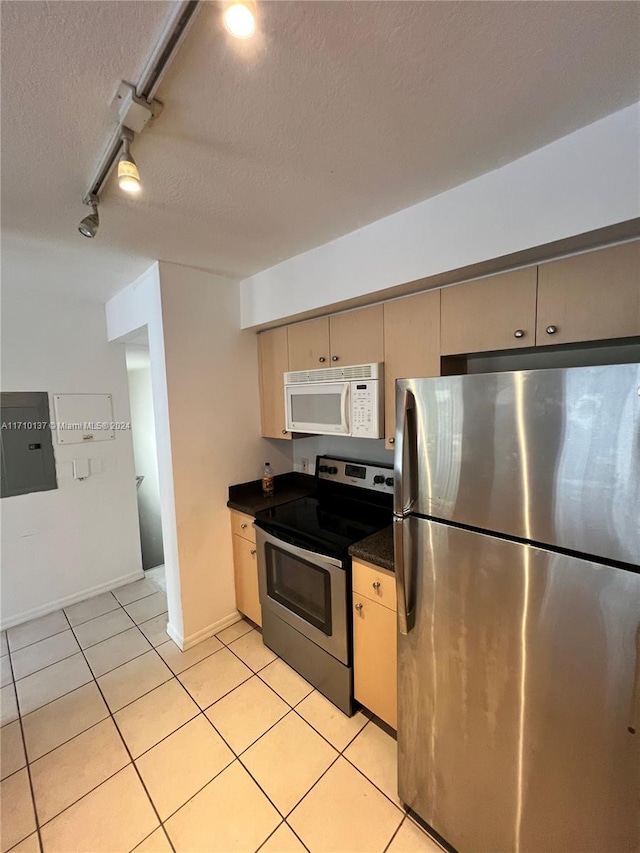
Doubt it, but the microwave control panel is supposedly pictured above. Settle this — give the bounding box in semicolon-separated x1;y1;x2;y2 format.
350;380;382;438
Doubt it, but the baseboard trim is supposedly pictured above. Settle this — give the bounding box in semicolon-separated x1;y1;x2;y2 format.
0;570;145;632
167;611;243;651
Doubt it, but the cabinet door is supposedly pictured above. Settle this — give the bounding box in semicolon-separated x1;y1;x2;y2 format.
383;290;440;450
258;328;291;440
287;317;330;371
353;592;397;728
441;267;538;356
329;304;384;367
232;534;262;626
536;242;640;346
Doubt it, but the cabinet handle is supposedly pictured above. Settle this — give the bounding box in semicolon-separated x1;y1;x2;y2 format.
250;548;256;555
388;437;395;445
331;355;339;362
241;523;248;529
319;357;326;363
354;602;363;612
372;581;381;590
514;329;525;339
546;325;558;335
281;429;287;435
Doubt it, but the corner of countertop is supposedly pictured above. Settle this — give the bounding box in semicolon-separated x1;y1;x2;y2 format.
349;525;394;572
227;471;316;516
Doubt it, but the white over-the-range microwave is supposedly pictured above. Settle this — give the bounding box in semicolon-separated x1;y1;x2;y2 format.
284;362;383;438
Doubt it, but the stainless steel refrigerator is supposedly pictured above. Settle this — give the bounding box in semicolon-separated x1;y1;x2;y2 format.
393;364;640;853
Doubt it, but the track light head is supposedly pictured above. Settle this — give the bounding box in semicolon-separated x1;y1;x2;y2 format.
78;197;100;239
118;132;141;194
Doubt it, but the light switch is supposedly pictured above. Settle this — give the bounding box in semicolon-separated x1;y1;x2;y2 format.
73;459;90;480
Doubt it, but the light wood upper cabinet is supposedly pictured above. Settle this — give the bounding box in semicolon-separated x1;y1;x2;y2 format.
287;317;330;371
536;242;640;346
441;267;538;356
329;305;384;366
383;290;441;449
288;306;384;372
258;327;291;439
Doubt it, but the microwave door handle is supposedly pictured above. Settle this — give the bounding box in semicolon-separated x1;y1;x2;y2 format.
341;384;350;434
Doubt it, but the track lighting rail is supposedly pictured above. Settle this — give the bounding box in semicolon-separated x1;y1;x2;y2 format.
79;0;202;225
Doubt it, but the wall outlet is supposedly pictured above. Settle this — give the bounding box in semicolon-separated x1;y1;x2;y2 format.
301;457;309;473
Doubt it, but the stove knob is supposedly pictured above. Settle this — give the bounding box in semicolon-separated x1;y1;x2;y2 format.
328;466;338;475
373;475;385;484
318;465;328;473
385;477;394;487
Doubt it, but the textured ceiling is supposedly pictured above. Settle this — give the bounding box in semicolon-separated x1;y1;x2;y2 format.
2;1;639;300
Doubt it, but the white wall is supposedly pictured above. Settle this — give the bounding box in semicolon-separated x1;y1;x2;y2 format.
157;262;291;644
241;103;640;328
106;262;293;648
106;263;184;643
126;348;164;571
0;287;142;629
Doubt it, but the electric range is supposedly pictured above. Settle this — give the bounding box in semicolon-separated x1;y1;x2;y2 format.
253;455;393;715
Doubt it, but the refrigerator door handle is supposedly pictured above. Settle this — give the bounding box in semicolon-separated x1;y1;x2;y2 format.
394;385;417;516
394;516;414;635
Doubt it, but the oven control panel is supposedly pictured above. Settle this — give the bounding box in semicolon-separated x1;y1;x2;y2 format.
317;456;394;494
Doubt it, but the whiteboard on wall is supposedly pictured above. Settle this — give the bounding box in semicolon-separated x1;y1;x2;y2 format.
52;393;115;445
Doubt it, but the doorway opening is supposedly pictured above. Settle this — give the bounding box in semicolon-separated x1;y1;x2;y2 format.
125;337;165;590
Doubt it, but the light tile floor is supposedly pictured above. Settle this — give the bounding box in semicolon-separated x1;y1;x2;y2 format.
1;579;443;853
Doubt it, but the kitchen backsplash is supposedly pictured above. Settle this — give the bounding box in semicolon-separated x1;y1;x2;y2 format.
292;434;393;475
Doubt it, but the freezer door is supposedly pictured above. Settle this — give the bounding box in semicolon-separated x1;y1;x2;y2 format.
396;364;640;565
397;517;640;853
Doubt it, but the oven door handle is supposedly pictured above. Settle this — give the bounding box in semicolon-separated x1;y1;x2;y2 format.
255;525;343;571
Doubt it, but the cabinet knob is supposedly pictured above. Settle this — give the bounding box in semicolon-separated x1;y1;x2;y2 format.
514;329;525;339
331;355;339;362
281;429;287;435
388;437;395;445
250;548;256;556
372;581;381;590
241;523;247;529
318;357;326;363
546;325;558;335
354;602;363;612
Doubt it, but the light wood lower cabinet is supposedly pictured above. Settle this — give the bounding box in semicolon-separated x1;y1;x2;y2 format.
352;559;397;729
230;510;261;626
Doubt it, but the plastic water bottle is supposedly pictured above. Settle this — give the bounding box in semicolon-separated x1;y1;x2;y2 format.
262;462;275;497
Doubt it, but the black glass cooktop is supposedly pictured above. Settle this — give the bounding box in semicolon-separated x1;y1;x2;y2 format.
254;494;392;560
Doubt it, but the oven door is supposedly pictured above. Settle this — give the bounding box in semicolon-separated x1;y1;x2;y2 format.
284;381;350;435
255;527;349;665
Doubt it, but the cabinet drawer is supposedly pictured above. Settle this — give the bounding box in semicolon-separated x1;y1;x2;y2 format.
230;510;256;544
352;559;396;611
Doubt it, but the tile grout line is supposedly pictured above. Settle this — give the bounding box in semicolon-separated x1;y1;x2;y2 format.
5;647;45;853
10;606;412;853
60;607;178;853
5;581;162;655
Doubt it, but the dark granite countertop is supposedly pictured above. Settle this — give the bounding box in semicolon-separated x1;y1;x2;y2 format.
227;471;315;516
349;525;394;572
